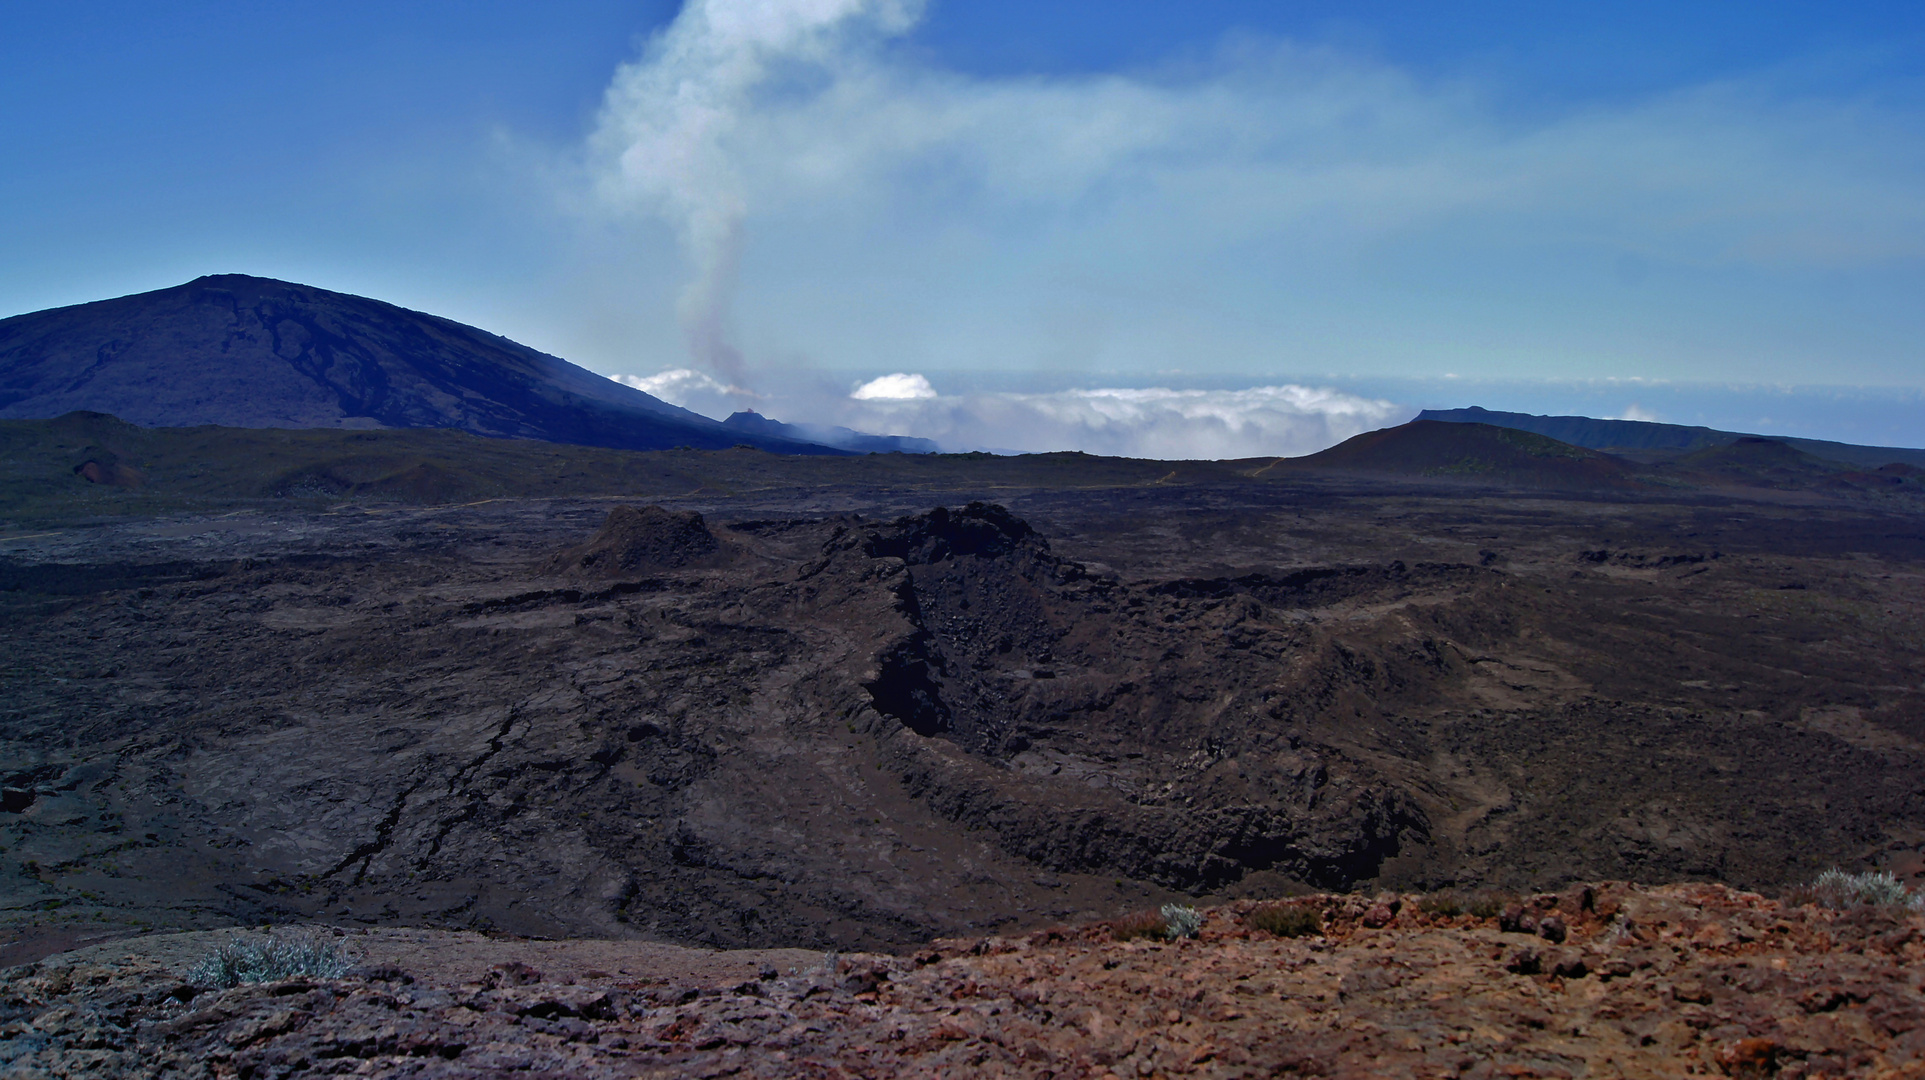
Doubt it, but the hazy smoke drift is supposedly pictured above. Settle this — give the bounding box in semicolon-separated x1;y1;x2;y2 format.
592;0;922;383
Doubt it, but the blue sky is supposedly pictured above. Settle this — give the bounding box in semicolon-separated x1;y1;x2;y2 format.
4;1;1924;453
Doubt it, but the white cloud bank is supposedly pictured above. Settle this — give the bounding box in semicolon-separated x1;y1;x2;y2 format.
837;381;1403;459
612;368;759;418
622;367;1404;459
850;372;937;400
1610;404;1664;423
580;0;1925;412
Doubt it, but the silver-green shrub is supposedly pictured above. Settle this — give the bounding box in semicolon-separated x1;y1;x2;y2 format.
1803;869;1924;912
186;930;354;988
1161;904;1202;939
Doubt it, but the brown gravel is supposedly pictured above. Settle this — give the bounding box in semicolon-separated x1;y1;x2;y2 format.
4;881;1923;1078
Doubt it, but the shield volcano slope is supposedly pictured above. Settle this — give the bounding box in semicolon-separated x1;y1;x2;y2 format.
1420;404;1925;469
0;275;841;455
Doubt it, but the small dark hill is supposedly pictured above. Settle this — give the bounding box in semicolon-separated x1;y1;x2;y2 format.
1282;420;1640;489
47;411;148;489
862;502;1044;564
550;505;727;575
267;458;481;503
71;458;143;489
0;275;842;455
1663;437;1846;490
1854;462;1925;490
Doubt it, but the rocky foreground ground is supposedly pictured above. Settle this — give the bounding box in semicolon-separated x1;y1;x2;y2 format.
4;882;1922;1078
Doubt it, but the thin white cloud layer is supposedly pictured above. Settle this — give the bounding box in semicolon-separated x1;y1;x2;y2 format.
626;365;1406;458
613;368;759;418
836;381;1405;458
850;372;937;400
582;0;1925;390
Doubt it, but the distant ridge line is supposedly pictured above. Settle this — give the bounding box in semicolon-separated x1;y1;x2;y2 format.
0;274;852;457
1417;406;1925;470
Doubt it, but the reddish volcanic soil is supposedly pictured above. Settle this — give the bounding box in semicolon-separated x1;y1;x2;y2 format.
4;882;1922;1078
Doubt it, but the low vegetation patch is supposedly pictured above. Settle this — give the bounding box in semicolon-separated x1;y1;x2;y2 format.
1161;904;1202;940
1466;892;1512;920
1420;889;1513;920
1245;902;1322;938
1110;904;1205;942
1109;910;1168;942
187;930;354;988
1792;869;1925;912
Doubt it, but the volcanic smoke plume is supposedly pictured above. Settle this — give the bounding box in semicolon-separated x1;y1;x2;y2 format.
589;0;921;385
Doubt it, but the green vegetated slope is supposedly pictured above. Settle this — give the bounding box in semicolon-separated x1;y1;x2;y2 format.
0;412;1234;524
1650;436;1925;496
11;413;1925;527
1661;437;1851;487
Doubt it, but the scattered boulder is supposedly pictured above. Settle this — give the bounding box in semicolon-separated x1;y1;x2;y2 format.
1499;905;1536;935
1504;947;1542;975
483;961;544;987
1549;951;1588;979
835;956;902;994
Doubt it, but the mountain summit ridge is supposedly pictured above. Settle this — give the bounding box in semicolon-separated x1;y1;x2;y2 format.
0;274;844;455
1418;405;1925;469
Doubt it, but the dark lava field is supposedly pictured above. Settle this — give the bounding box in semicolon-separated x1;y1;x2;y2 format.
4;456;1925;966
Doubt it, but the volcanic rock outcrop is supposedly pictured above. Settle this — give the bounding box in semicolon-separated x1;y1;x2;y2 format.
5;467;1925;960
550;506;727;575
812;503;1430;891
